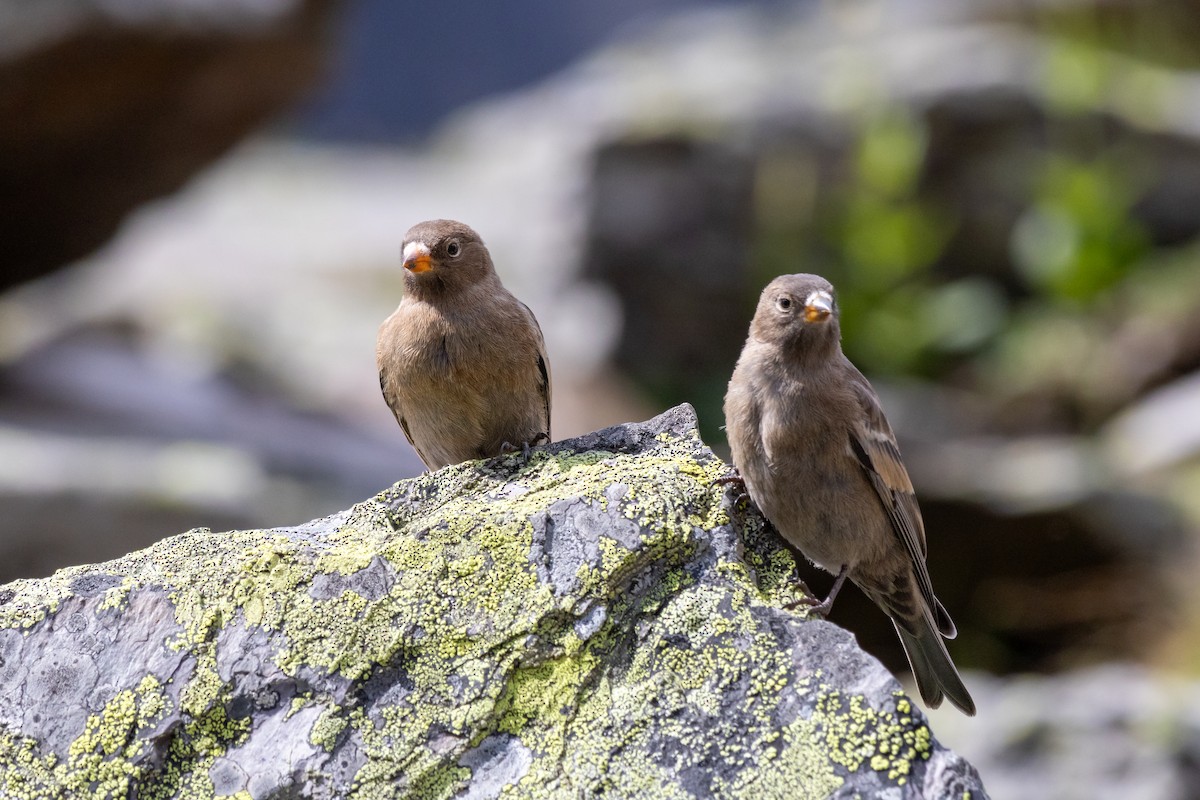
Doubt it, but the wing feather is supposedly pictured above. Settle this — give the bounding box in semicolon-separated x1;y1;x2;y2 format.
380;365;431;467
845;374;940;620
521;300;552;441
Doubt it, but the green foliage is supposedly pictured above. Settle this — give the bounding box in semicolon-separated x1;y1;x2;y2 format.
1012;152;1150;304
750;36;1171;397
754;106;983;378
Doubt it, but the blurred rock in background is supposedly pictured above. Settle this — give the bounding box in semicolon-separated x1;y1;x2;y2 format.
583;136;756;446
0;322;413;579
6;0;1200;794
0;0;342;293
930;664;1200;800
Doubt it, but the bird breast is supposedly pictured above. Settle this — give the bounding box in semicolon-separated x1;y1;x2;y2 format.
391;300;455;375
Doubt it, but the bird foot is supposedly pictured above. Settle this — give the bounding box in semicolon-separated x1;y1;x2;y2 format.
499;440;527;463
787;593;835;617
783;565;849;619
501;432;550;465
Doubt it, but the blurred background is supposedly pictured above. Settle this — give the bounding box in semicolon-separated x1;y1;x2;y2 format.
4;0;1200;795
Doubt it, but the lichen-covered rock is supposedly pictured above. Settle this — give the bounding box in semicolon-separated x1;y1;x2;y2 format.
0;404;988;799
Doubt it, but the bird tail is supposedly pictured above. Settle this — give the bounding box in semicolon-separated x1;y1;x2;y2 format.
933;597;957;639
894;617;976;716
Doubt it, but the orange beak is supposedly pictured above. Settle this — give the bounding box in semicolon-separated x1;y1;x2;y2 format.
402;242;433;274
803;290;833;323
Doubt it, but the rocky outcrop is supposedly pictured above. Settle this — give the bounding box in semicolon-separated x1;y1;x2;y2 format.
0;405;987;798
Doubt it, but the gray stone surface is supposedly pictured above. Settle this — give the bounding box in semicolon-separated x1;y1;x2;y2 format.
0;405;987;798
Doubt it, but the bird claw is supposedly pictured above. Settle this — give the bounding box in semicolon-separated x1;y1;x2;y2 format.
786;593;834;618
712;476;745;490
501;432;549;465
712;470;751;507
783;565;848;619
499;441;525;464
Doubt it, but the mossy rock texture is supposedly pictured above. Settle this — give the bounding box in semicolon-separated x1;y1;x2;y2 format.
0;404;987;799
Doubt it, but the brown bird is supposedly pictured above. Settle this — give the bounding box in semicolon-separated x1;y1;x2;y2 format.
376;219;551;470
723;273;975;715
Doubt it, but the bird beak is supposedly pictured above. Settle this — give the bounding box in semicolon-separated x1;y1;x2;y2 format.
804;290;834;323
402;242;433;274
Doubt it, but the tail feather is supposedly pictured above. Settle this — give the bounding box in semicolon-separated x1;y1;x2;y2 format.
894;619;975;716
933;597;957;639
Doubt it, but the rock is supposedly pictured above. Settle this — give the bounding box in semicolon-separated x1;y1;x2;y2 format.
582;136;756;445
1103;371;1200;476
0;405;987;799
929;664;1200;800
0;0;340;292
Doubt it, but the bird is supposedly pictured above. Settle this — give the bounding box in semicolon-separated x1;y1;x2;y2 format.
723;273;975;715
376;219;551;471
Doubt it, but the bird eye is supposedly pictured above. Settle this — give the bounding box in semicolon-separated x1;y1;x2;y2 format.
446;240;462;258
776;296;793;312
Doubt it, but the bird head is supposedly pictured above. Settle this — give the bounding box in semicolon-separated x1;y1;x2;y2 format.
751;273;842;358
400;219;495;296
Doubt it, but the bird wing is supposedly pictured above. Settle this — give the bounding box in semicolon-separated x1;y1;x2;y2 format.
845;373;939;615
521;300;552;441
379;366;431;467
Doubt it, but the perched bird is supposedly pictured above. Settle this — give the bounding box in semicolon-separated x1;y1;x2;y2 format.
376;219;551;470
723;273;975;715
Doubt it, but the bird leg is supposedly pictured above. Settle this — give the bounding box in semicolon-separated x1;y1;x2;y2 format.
786;564;849;618
526;431;550;460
